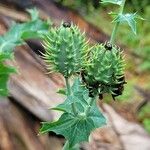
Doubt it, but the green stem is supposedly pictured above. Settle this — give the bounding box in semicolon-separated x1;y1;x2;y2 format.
85;96;97;116
65;77;71;95
65;77;78;115
110;0;126;44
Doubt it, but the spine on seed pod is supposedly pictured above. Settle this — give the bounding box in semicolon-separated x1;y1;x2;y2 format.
82;42;126;100
42;22;89;78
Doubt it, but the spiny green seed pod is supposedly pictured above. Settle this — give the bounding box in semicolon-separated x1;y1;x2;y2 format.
42;22;88;78
82;42;126;100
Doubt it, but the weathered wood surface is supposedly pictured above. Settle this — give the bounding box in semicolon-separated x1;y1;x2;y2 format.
87;104;150;150
9;45;65;121
0;99;63;150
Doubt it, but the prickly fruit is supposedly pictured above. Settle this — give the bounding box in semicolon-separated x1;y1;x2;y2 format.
42;22;88;78
82;42;126;100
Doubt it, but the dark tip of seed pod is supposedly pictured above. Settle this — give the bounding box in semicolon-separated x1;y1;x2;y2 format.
111;83;124;99
117;75;127;84
63;22;71;28
99;94;103;100
104;42;112;51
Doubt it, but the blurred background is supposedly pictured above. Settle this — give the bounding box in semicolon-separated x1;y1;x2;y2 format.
0;0;150;150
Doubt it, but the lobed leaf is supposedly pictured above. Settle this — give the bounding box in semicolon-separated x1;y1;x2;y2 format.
0;8;50;97
27;7;39;21
53;78;89;114
113;13;137;34
41;78;106;147
113;13;144;34
40;101;106;147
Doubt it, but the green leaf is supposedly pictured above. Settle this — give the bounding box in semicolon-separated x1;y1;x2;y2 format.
0;59;16;96
0;75;9;96
40;100;106;147
143;119;150;133
26;8;39;21
0;9;50;53
53;99;85;114
53;78;89;113
21;31;42;39
0;6;50;96
21;21;49;40
40;78;106;147
0;8;50;97
0;63;16;75
113;13;144;34
57;88;66;95
101;0;123;5
0;52;14;62
0;53;16;97
0;64;16;96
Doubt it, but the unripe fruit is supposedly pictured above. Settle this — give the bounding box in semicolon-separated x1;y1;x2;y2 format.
82;42;126;100
42;22;88;78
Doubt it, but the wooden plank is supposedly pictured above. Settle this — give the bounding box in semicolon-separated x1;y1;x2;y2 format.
8;45;65;121
0;4;29;22
0;99;63;150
